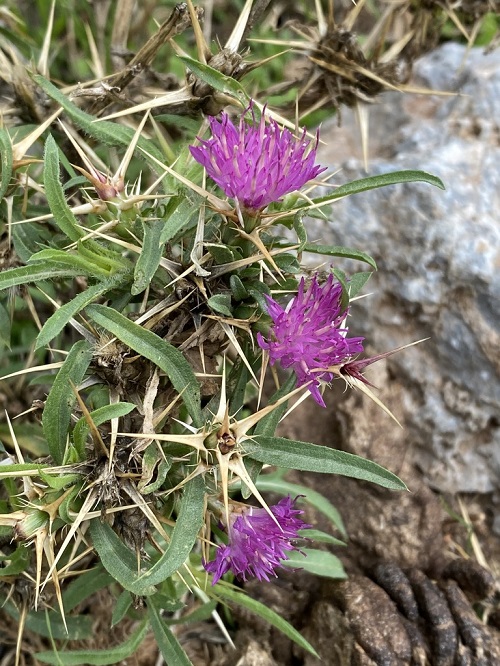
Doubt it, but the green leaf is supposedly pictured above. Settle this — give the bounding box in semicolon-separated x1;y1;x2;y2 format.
0;265;85;291
73;402;136;459
35;620;148;665
348;271;372;298
300;529;346;546
178;55;249;106
0;302;11;349
159;194;200;245
207;294;233;317
245;437;408;491
229;275;248;301
0;463;50;478
0;127;13;201
0;544;30;576
283;548;346;579
87;305;202;426
306;170;445;208
213;585;318;658
135;475;205;589
29;249;110;276
38;471;81;490
111;591;132;627
44;135;85;241
12;220;53;263
148;599;193;666
89;520;157;596
293;211;308;251
132;219;165;295
301;243;377;270
36;281;113;350
42;340;93;464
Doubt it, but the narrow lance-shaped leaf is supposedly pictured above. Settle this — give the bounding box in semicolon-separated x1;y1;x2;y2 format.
36;280;118;350
245;436;407;491
44;135;85;242
132;219;165;296
87;304;202;426
135;475;206;589
29;248;110;277
303;169;445;209
0;265;87;292
254;473;346;537
2;600;93;641
0;127;13;201
73;402;136;459
35;620;148;665
42;340;93;464
213;584;319;658
148;598;193;666
283;548;347;579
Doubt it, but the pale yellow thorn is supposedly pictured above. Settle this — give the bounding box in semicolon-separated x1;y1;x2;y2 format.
15;602;27;666
355;101;369;173
12;107;62;163
232;382;311;441
43;533;68;632
344;0;367;31
120;432;206;452
186;0;211;63
227;455;280;527
121;482;170;542
42;490;97;590
347;375;403;428
315;0;327;37
37;0;56;78
457;497;490;571
225;0;253;53
95;87;193;122
215;448;232;528
115;110;151;182
84;22;105;80
138;147;230;211
107;388;121;471
219;322;258;384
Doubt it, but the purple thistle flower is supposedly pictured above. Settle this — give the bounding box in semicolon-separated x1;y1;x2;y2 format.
204;496;309;584
189;106;327;213
257;275;364;407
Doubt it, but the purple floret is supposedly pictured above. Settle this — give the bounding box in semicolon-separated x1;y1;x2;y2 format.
189;106;327;213
257;275;364;407
204;496;308;584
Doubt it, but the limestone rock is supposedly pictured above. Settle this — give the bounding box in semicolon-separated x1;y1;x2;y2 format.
312;43;500;493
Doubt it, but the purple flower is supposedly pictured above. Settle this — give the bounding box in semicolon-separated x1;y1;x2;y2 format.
257;275;364;407
189;106;326;213
204;496;308;584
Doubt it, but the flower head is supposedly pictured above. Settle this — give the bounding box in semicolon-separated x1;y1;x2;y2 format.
189;105;326;213
257;275;364;407
204;496;308;584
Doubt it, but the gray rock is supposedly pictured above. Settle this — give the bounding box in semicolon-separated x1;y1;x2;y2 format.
310;43;500;493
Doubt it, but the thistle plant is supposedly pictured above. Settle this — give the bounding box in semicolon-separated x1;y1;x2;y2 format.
0;2;445;664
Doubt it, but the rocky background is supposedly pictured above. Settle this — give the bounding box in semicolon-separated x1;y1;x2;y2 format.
316;42;500;498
